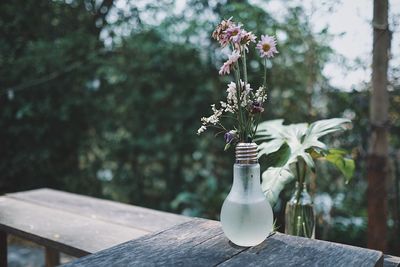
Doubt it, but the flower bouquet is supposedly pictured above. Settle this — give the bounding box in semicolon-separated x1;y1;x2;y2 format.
197;18;278;247
197;17;278;148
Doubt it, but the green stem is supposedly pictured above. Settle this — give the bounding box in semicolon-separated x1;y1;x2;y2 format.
242;47;248;85
291;159;312;237
252;113;261;139
233;64;243;140
263;58;267;89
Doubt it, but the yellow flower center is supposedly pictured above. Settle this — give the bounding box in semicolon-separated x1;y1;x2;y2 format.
262;43;271;52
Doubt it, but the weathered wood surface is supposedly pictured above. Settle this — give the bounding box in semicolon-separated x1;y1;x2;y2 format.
8;188;190;232
384;255;400;267
0;197;147;257
63;218;385;267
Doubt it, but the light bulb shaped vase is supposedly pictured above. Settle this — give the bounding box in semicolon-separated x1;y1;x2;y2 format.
220;143;274;247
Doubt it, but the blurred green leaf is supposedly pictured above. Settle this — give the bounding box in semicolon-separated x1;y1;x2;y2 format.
325;149;355;183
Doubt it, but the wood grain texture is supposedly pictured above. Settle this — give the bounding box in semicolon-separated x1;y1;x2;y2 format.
218;232;383;267
384;255;400;267
0;231;6;267
8;188;190;232
63;218;383;267
0;197;148;257
62;218;247;267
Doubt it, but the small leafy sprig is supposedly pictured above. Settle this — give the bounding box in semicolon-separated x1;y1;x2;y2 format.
197;18;278;150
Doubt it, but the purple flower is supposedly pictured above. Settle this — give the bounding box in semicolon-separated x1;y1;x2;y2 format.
224;130;237;143
249;101;264;114
225;25;243;44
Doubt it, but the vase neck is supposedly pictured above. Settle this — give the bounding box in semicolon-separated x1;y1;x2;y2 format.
230;163;264;201
235;143;258;164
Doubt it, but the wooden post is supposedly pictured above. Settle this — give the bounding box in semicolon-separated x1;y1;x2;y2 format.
45;247;60;267
367;0;390;252
0;231;7;267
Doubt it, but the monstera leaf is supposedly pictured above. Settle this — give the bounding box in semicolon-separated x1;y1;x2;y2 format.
256;118;354;205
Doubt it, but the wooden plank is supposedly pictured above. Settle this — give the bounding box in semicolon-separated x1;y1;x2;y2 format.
63;219;384;267
45;247;60;267
8;188;190;232
0;231;6;267
62;218;247;267
0;197;148;257
218;232;383;267
384;255;400;267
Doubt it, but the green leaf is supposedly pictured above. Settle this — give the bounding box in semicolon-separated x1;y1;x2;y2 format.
262;166;295;206
224;142;231;151
257;118;353;201
257;139;285;157
325;149;355;183
307;147;326;159
261;142;291;169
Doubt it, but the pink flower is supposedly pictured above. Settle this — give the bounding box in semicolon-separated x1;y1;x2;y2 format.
219;50;241;75
212;17;234;47
242;31;257;44
225;25;243;44
241;31;257;51
256;35;278;58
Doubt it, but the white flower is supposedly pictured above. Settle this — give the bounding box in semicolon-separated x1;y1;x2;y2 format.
225;80;253;110
200;104;223;126
197;125;207;135
240;82;253;107
255;86;267;103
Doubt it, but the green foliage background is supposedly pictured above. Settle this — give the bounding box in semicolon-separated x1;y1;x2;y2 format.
1;0;399;253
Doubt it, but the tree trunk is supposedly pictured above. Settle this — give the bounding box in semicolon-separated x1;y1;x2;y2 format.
367;0;390;252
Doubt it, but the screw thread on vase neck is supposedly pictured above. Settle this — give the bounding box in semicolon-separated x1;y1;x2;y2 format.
235;143;258;164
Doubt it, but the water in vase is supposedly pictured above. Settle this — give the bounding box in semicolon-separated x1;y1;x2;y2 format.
221;197;273;247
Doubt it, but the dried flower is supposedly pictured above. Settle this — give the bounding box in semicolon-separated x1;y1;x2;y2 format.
219;50;241;75
226;80;253;110
197;125;207;135
198;18;277;146
241;31;257;51
225;25;243;44
256;35;278;58
255;86;267;103
249;101;265;114
212;17;234;47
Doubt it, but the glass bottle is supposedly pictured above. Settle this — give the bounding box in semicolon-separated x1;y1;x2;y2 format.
220;143;274;247
285;182;315;238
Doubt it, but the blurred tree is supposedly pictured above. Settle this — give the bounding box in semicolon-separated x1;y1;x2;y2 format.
0;0;114;194
367;0;390;252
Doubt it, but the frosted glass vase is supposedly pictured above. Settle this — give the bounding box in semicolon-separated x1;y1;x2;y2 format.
220;143;274;247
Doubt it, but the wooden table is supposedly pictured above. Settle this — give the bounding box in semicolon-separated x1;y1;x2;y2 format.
63;218;400;267
0;189;190;266
1;189;399;267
